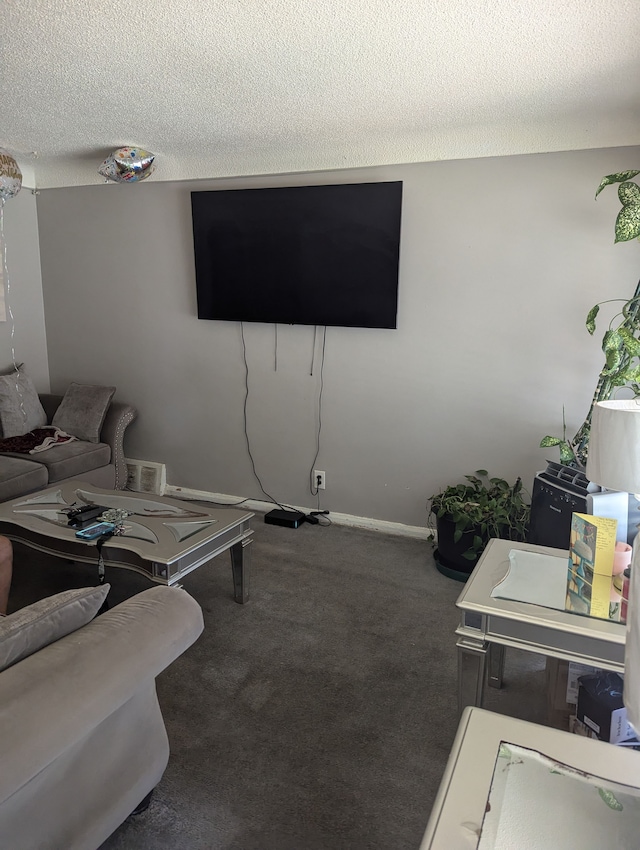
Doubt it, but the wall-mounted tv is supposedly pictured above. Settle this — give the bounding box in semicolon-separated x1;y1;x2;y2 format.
191;180;403;329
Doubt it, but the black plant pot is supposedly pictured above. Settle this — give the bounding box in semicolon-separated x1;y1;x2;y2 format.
433;515;483;583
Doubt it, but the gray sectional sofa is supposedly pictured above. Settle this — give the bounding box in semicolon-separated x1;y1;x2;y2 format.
0;392;137;503
0;584;204;849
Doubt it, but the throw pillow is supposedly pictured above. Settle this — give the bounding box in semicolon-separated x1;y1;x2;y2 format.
0;370;47;438
0;584;110;673
51;382;116;443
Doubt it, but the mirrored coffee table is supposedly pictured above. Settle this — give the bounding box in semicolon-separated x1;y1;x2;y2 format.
0;479;254;602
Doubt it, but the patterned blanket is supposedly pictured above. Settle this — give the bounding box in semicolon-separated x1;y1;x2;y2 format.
0;427;77;455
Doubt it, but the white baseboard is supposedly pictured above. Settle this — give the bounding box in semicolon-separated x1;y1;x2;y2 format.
164;484;432;541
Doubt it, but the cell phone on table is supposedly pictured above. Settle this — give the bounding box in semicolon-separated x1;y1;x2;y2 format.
75;522;116;540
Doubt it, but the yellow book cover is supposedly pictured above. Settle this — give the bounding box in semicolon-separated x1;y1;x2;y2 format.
566;513;619;621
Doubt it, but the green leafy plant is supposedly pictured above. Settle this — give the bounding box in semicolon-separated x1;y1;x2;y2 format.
541;170;640;468
595;170;640;242
427;470;530;561
540;407;577;465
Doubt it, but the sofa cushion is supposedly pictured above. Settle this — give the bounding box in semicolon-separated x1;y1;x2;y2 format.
0;584;110;673
52;383;116;443
2;440;112;484
0;371;47;438
0;456;49;502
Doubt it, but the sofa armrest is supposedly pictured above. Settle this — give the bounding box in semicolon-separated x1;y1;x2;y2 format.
0;586;204;806
100;401;138;489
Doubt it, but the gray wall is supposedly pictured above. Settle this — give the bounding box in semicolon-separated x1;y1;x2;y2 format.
0;189;49;388
35;147;640;527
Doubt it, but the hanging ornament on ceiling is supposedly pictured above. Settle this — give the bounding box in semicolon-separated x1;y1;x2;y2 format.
0;149;22;201
98;147;156;183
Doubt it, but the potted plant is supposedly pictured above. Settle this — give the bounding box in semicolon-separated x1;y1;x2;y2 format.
541;169;640;468
428;470;530;581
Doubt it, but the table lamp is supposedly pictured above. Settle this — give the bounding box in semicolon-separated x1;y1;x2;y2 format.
586;399;640;735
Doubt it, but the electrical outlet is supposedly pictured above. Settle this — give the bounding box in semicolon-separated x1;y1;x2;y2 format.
313;469;326;490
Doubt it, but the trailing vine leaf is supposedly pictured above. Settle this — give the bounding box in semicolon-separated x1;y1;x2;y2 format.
597;787;623;811
615;199;640;243
602;330;623;374
618;327;640;358
540;434;576;464
585;304;600;335
595;170;640;198
619;181;640;205
536;400;576;460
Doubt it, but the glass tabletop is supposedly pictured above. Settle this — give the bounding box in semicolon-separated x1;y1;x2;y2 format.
479;740;640;849
490;546;628;625
10;486;219;546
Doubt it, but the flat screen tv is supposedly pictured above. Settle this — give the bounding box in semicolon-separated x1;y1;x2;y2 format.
191;181;402;329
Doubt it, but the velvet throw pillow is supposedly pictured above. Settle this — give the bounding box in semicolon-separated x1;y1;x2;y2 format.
0;584;110;673
51;382;116;443
0;370;47;438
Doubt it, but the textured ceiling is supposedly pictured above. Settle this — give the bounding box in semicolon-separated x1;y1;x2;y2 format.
2;0;639;188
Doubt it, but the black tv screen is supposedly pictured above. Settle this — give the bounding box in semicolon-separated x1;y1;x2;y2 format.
191;181;402;329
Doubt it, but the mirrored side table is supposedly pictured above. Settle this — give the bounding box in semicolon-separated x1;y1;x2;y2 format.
420;706;640;849
455;539;626;715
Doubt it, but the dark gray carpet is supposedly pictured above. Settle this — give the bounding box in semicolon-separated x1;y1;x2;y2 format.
9;515;547;850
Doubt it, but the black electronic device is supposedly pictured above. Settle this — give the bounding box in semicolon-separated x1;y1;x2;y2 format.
528;461;630;550
191;181;403;329
264;509;306;529
528;462;592;549
66;504;107;528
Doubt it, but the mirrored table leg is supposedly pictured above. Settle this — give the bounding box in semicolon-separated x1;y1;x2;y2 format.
488;643;506;689
230;537;251;604
457;637;489;715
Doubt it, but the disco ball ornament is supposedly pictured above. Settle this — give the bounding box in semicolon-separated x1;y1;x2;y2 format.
0;149;22;201
98;147;155;183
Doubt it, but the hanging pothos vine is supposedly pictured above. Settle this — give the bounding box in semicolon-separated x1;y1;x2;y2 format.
541;169;640;469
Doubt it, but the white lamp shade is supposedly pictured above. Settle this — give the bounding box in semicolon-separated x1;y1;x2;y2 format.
586;400;640;734
586;400;640;494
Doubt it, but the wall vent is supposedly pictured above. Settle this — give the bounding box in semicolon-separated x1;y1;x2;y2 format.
125;459;167;496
